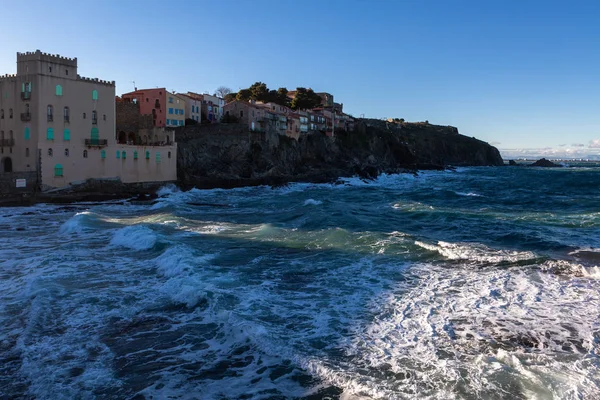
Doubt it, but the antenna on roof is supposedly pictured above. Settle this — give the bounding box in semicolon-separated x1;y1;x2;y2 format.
132;81;136;91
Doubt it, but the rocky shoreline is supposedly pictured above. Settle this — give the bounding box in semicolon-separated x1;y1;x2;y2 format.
1;119;504;207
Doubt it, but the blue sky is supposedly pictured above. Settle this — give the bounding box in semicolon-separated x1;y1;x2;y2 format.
1;0;599;155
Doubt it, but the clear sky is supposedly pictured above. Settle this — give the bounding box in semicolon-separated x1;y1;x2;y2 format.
1;0;599;156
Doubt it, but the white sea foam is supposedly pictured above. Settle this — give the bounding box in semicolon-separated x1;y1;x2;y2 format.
338;263;600;399
109;225;157;250
415;240;537;264
156;183;180;197
455;191;483;197
304;198;323;206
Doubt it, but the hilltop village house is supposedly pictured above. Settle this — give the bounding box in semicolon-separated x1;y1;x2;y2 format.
0;50;176;192
223;95;354;140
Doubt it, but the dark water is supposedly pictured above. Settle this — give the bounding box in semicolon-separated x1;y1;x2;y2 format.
0;166;599;399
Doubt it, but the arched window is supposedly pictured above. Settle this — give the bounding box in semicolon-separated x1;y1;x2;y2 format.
47;105;53;121
64;107;70;122
156;152;161;163
83;150;88;158
145;150;150;159
48;148;53;157
54;164;63;176
121;150;126;159
92;90;98;101
133;150;138;160
63;128;70;141
101;149;106;159
47;127;54;140
65;148;69;157
116;150;120;159
56;85;63;96
24;127;30;140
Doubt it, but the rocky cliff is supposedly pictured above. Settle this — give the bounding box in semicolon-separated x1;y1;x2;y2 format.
176;119;504;189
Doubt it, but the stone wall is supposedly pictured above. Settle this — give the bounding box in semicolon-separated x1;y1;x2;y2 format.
0;171;38;194
116;102;154;137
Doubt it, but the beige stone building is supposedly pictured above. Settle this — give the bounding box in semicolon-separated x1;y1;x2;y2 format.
0;50;176;191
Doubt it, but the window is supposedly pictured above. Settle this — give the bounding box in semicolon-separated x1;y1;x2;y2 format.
145;150;150;159
180;120;184;126
156;152;161;163
64;107;70;122
83;112;86;119
100;149;106;159
91;127;99;141
9;108;13;118
47;105;53;121
168;97;173;103
65;148;69;157
240;110;243;117
103;114;106;121
54;164;63;177
48;148;53;157
49;66;52;73
168;108;173;114
83;150;88;158
133;150;138;160
168;151;171;159
146;98;149;102
0;109;3;119
116;150;120;159
92;90;98;101
92;110;97;124
65;69;68;76
166;119;170;125
47;127;54;140
121;151;126;159
63;128;70;141
26;148;29;157
55;85;63;96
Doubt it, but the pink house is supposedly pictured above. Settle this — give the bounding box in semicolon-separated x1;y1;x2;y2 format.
121;88;167;127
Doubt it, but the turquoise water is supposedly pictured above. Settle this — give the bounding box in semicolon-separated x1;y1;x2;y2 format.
0;166;599;399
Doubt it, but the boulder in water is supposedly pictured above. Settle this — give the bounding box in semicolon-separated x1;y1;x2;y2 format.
508;160;518;166
529;158;561;167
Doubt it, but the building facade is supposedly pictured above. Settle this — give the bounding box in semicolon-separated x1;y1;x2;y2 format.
121;88;186;128
179;93;202;123
0;50;176;190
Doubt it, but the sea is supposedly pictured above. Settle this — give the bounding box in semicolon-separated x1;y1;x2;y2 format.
0;165;599;400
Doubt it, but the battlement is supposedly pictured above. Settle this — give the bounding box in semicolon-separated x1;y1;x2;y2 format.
77;75;116;87
0;74;17;82
17;50;77;66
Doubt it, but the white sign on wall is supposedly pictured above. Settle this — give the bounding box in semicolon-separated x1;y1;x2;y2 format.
15;179;26;188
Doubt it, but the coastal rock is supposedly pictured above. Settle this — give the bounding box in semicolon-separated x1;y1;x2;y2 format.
508;160;518;166
530;158;561;167
176;119;504;189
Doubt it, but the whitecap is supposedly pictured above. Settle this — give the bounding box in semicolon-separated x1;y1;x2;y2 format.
109;225;157;250
455;191;483;197
58;212;93;234
303;199;323;206
415;240;537;264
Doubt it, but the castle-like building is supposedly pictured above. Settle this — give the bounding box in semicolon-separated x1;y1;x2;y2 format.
0;50;176;191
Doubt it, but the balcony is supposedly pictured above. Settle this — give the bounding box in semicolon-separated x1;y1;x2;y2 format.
85;139;108;147
0;139;15;146
21;92;31;101
20;112;31;122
